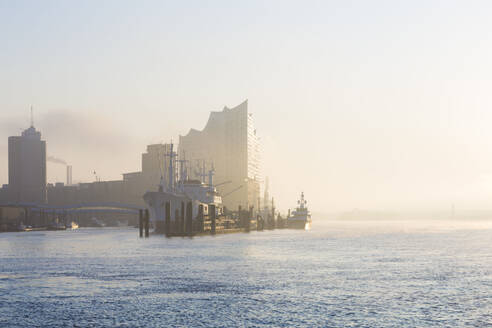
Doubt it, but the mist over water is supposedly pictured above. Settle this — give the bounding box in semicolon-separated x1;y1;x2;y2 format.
2;1;492;211
1;218;491;327
2;2;492;327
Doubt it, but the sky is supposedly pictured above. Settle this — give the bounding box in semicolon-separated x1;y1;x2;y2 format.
1;0;492;212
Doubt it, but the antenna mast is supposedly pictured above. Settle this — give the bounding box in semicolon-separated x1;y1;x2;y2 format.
30;105;34;127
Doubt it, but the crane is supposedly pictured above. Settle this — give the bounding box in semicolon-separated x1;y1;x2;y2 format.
222;185;243;198
214;180;232;187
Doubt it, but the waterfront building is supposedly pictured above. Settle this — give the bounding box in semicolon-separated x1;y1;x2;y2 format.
179;100;260;210
46;143;173;207
8;124;47;204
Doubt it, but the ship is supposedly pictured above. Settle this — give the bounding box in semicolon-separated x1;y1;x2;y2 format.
143;143;223;234
286;192;312;230
66;221;79;230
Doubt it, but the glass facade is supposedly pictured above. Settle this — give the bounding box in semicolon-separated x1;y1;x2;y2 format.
179;100;261;209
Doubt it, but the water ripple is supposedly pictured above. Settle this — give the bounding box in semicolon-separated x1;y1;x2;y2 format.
0;221;491;327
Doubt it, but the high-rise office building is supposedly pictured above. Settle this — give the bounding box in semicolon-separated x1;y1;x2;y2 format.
179;100;260;210
8;125;47;203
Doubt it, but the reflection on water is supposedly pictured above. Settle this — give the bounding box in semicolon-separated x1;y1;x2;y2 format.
1;219;491;327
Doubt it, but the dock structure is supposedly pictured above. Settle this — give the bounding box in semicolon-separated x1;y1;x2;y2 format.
146;203;270;237
137;197;294;238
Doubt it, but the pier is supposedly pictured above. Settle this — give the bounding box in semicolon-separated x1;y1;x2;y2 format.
140;201;289;238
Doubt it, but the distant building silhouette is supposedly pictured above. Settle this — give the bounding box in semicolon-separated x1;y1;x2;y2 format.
141;143;173;189
1;102;261;211
46;143;173;207
8;125;47;203
179;100;260;209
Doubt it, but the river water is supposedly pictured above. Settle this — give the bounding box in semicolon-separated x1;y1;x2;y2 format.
1;219;491;327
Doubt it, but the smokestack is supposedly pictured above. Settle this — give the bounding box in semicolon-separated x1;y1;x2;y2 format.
66;165;72;186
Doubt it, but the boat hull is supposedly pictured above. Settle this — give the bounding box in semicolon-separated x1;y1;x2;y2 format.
46;226;66;231
286;218;312;230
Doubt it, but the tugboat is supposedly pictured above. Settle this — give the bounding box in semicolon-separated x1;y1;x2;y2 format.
286;192;312;230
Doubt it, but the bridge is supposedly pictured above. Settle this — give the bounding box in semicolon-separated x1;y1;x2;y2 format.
0;202;145;228
0;201;144;213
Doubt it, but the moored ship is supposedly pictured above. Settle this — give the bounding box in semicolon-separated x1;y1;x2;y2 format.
286;192;312;230
143;143;223;234
66;221;79;230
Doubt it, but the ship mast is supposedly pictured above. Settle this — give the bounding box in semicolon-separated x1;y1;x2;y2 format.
299;192;306;209
177;151;189;187
208;162;215;191
166;141;177;192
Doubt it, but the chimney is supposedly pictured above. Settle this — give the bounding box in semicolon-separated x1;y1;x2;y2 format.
66;165;72;186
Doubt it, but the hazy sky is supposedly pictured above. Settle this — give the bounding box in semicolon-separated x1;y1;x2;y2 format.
1;0;492;212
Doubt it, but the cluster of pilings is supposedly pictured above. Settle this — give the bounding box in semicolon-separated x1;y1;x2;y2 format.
138;209;150;237
139;201;292;238
141;201;207;237
237;205;252;232
256;205;282;230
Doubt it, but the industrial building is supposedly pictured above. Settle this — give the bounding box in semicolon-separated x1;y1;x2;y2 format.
179;100;261;210
47;143;173;207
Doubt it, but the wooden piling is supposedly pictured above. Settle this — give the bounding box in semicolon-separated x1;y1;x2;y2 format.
257;214;263;231
144;209;150;237
198;204;204;232
238;205;242;228
272;206;275;229
165;202;171;235
186;201;193;236
245;206;252;232
209;204;216;235
175;209;179;233
139;209;143;237
181;202;185;233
